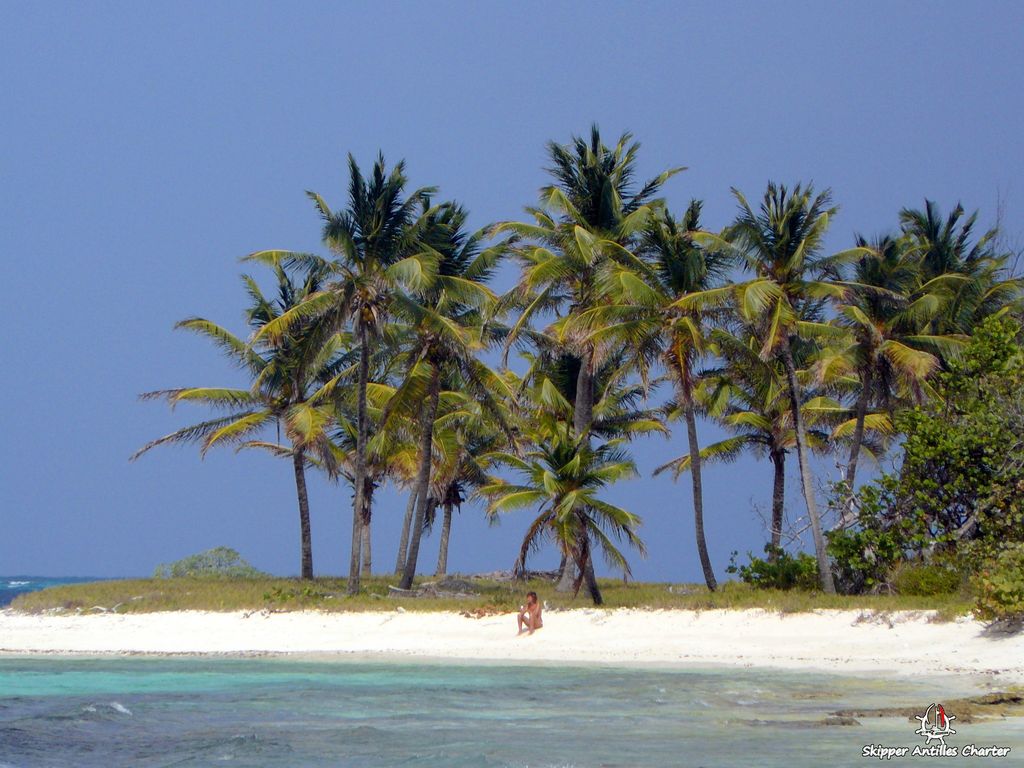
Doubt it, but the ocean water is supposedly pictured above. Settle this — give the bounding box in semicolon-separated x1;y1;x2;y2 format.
0;658;1020;767
0;578;104;608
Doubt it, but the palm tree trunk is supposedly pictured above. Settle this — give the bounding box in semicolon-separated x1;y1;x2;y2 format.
781;341;836;593
681;369;716;591
361;522;372;577
360;482;373;577
347;322;371;595
555;560;576;592
399;367;441;591
581;541;603;605
573;346;595;439
395;488;417;575
563;347;597;590
769;448;786;558
842;364;874;524
565;346;596;593
435;502;453;577
291;447;314;580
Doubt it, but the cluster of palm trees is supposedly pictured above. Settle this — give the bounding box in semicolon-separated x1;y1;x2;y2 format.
133;126;1021;602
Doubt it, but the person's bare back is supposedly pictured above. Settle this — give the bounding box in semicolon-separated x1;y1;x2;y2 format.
517;591;543;635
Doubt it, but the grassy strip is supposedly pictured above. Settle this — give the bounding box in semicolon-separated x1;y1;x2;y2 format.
8;576;974;620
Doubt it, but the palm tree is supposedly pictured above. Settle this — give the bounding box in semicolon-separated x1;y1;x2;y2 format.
659;327;833;556
824;234;959;511
132;264;342;579
496;125;681;438
250;154;437;594
386;374;503;579
331;398;417;577
495;127;678;591
510;346;666;590
426;387;507;578
690;183;864;592
387;201;511;590
515;348;667;441
573;200;731;590
480;417;645;605
899;200;1023;335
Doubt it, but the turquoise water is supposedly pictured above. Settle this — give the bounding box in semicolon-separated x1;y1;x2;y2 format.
0;659;1020;767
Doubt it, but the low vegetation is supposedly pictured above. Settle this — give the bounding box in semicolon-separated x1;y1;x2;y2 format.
153;547;268;579
10;576;972;619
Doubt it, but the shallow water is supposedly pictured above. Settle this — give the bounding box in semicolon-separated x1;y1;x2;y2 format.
0;657;1020;767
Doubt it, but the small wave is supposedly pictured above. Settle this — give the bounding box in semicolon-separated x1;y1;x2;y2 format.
6;581;30;587
80;702;132;718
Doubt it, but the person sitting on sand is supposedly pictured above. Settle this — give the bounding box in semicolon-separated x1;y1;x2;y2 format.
517;591;543;635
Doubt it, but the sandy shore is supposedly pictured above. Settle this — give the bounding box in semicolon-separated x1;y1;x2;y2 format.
1;608;1020;680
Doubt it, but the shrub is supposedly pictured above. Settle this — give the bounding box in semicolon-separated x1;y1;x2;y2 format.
826;476;936;594
972;544;1024;623
727;546;819;591
890;562;962;596
153;547;268;579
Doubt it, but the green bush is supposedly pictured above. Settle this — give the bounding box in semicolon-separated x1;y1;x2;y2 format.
153;547;268;579
727;546;819;591
826;476;934;594
973;544;1024;623
890;562;962;596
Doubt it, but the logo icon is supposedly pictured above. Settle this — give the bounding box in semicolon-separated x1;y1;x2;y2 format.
914;703;956;746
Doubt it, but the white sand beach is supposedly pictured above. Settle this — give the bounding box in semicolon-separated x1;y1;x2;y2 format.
1;608;1020;681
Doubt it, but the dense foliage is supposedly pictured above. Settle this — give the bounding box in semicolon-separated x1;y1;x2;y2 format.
134;126;1022;609
973;544;1024;622
825;317;1024;618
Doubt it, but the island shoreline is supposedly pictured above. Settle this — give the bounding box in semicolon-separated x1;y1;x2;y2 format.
2;607;1020;683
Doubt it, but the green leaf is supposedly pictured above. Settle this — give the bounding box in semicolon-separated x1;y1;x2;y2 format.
202;411;274;454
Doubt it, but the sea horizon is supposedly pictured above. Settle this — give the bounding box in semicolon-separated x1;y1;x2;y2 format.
0;577;120;609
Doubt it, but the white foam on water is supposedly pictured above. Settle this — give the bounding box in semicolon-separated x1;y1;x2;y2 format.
6;581;30;587
109;701;132;716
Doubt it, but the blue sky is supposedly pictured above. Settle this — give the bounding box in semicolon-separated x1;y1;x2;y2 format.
3;2;1022;580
